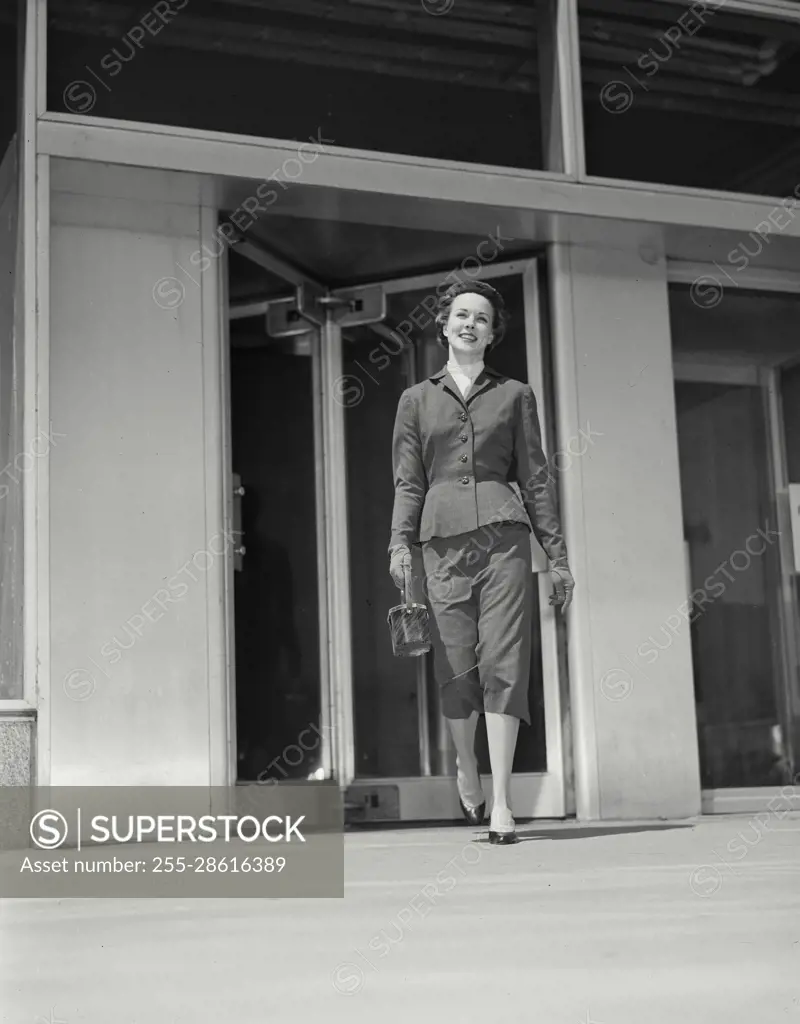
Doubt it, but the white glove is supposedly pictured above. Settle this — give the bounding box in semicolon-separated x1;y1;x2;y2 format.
549;564;575;611
389;545;412;590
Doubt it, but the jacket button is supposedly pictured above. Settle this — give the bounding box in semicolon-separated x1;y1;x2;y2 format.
459;434;468;442
459;454;468;463
461;475;469;484
460;413;468;422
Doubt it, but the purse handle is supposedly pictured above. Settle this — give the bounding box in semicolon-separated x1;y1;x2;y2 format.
403;563;413;612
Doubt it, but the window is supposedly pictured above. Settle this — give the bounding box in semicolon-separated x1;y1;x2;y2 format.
0;0;21;701
48;0;554;172
580;0;800;198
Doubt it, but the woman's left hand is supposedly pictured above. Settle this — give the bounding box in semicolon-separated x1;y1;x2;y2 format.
549;565;575;611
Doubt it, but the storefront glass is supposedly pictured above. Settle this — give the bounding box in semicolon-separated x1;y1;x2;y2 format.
0;1;21;701
671;284;800;788
580;1;800;199
48;0;549;172
0;3;17;158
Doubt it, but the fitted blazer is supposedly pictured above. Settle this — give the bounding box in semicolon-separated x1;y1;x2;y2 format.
389;365;568;568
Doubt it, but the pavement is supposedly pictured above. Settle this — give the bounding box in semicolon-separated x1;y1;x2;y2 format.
2;813;799;1024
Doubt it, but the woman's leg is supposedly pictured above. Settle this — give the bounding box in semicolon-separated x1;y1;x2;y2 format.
475;525;533;837
421;536;484;819
448;711;482;808
485;711;519;825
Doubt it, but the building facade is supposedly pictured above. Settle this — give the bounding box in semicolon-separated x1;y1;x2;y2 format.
1;0;799;821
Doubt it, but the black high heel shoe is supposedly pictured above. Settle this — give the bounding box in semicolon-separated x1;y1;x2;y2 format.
459;796;486;826
488;808;517;845
488;828;517;845
456;765;485;826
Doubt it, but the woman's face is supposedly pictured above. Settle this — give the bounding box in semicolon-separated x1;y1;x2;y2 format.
442;292;495;357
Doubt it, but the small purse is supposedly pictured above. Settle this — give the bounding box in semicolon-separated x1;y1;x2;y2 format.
387;564;431;658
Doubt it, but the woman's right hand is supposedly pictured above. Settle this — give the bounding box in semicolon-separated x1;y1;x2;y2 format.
549;564;575;611
389;545;412;590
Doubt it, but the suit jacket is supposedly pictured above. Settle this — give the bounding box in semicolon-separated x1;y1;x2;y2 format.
389;365;568;568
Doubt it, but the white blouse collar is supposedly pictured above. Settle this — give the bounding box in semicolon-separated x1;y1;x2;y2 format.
446;359;484;381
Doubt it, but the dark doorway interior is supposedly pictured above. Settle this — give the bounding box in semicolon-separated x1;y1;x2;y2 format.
0;3;17;161
230;326;322;783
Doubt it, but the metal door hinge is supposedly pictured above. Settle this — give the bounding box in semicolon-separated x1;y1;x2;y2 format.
232;472;245;572
299;282;386;328
266;296;313;338
329;283;386;327
267;284;386;336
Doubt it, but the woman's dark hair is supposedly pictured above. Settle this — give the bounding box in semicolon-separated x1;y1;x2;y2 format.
434;279;509;353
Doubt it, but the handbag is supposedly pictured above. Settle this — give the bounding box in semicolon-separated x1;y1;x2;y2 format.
387;563;431;658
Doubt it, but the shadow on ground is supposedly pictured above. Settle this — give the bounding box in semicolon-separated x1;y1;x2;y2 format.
513;824;695;841
345;820;696;840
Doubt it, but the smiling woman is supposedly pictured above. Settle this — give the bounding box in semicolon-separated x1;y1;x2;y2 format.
388;277;574;844
436;280;510;356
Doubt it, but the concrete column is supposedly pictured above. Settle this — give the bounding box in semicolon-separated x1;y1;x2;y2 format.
47;162;225;786
550;225;702;819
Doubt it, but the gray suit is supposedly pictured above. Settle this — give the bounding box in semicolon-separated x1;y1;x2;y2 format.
389;365;568;567
388;365;569;723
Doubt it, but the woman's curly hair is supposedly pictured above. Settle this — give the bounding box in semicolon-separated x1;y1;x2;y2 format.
434;279;509;353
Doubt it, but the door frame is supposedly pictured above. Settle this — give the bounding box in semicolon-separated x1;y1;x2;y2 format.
222;280;341;786
335;257;567;819
222;251;568;817
671;276;800;811
318;315;355;785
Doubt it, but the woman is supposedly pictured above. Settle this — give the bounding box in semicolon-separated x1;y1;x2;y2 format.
388;279;574;845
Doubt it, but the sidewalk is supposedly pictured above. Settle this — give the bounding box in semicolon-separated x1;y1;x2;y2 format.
3;814;799;1024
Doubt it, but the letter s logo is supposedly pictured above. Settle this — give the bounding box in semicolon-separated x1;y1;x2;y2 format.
62;81;97;114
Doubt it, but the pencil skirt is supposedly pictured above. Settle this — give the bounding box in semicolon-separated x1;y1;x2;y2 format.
420;521;534;724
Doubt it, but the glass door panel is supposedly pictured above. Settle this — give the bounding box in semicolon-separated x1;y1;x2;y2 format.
670;283;800;792
341;322;420;778
230;332;325;783
675;380;789;788
779;362;800;778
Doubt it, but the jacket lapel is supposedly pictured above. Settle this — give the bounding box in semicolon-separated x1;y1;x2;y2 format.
430;368;465;407
465;369;495;404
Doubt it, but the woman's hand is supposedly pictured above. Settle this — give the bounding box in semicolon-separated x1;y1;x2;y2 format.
549;565;575;611
389;545;412;590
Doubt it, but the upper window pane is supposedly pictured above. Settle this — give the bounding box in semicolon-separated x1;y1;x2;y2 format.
580;0;800;197
0;2;17;160
0;0;21;702
48;0;547;171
